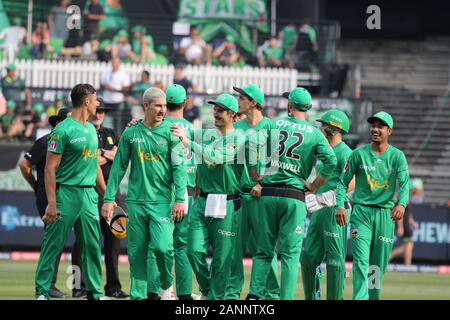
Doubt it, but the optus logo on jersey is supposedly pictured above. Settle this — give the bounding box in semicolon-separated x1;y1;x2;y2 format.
324;230;339;238
70;137;87;144
130;138;145;143
159;217;172;223
218;229;235;237
275;120;314;133
378;235;394;244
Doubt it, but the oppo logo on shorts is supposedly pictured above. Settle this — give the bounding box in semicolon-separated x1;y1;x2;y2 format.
378;235;394;243
218;229;235;237
324;230;339;238
160;217;172;223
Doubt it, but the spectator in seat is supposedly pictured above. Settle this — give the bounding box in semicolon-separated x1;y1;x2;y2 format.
131;25;156;63
48;0;72;45
0;100;17;140
212;35;241;67
126;70;151;120
0;17;27;62
279;23;298;68
7;103;43;141
293;18;318;70
83;0;105;43
32;22;51;59
259;37;283;68
112;29;137;62
179;27;212;65
0;63;32;114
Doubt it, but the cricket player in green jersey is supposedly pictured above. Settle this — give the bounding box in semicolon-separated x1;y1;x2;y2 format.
35;84;106;300
247;87;337;300
226;84;280;300
172;93;245;300
147;84;197;300
102;87;187;300
335;111;409;300
301;109;355;300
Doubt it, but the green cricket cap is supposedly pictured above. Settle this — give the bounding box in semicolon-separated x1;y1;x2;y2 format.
282;87;312;111
317;109;350;133
233;83;264;107
208;93;238;113
166;84;187;104
367;111;394;128
7;100;16;109
226;35;235;43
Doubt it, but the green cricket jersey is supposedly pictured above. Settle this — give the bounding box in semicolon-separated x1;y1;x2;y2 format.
47;117;98;187
316;141;352;195
191;128;245;195
104;120;187;203
281;26;297;48
165;117;197;188
336;144;409;209
260;116;337;190
234;117;275;189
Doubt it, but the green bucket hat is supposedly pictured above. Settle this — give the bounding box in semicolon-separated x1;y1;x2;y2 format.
7;100;16;110
166;84;187;104
33;103;45;115
367;111;394;128
282;87;312;111
208;93;238;113
132;25;146;34
226;35;235;43
317;109;350;133
233;83;264;107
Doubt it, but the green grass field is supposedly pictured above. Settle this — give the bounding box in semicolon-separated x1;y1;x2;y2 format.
1;260;449;300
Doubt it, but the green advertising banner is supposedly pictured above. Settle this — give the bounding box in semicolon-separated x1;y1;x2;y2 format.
177;0;269;53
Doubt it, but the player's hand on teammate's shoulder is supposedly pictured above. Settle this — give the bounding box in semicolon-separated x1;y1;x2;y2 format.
171;125;189;147
335;207;348;226
172;201;186;222
391;204;405;221
127;118;140;127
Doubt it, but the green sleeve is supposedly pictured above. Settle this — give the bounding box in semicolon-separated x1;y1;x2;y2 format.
47;127;67;154
170;136;187;203
190;132;246;165
315;133;337;177
397;151;410;207
104;130;131;203
336;152;357;208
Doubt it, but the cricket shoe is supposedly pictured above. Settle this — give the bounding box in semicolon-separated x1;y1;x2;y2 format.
161;286;175;300
36;295;49;300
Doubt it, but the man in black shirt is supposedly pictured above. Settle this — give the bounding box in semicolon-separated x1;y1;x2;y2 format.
71;97;129;299
19;108;72;299
83;0;105;43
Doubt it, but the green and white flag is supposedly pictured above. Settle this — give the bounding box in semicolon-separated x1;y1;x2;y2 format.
178;0;269;52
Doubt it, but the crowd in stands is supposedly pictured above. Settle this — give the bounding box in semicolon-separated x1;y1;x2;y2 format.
0;60;202;142
0;0;319;71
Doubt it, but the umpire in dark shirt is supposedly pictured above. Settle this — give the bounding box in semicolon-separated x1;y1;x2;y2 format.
72;97;129;299
19;107;72;299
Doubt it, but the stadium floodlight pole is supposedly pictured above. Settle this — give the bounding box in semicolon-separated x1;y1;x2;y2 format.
27;0;33;44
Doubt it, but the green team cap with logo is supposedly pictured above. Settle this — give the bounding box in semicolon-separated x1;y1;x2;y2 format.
166;84;187;104
317;109;350;133
208;93;238;113
118;29;128;37
282;87;312;111
7;100;16;109
233;83;264;107
367;111;394;128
